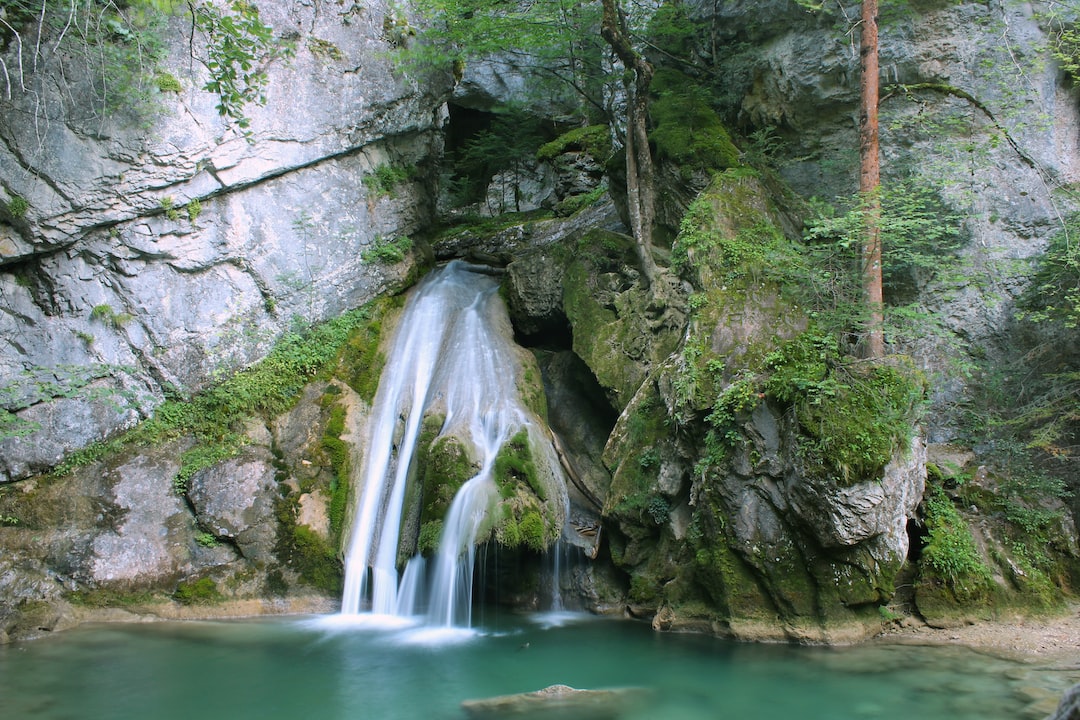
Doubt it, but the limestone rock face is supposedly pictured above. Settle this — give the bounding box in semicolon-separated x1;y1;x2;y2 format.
0;0;449;483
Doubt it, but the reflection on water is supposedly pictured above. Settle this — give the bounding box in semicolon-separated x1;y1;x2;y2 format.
0;614;1073;720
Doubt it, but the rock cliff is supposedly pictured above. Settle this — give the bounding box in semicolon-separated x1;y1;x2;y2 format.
0;0;447;483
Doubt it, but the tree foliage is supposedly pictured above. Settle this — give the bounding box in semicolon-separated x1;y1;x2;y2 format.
189;0;275;132
0;0;274;133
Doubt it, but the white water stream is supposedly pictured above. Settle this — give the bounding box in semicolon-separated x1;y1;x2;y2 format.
340;261;567;627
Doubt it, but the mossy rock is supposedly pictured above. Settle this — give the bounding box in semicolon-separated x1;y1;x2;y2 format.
562;231;683;412
420;435;477;525
650;68;741;175
336;295;403;403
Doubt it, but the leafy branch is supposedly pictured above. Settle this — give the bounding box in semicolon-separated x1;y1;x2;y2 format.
188;0;275;134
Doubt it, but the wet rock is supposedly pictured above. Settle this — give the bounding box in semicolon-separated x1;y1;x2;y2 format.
461;684;645;720
1047;683;1080;720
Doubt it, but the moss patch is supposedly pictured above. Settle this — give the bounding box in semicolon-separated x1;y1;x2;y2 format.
492;431;554;552
173;577;222;605
650;68;741;175
420;435;477;526
337;295;402;404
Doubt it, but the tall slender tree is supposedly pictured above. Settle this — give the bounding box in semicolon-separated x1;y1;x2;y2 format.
859;0;884;357
600;0;659;287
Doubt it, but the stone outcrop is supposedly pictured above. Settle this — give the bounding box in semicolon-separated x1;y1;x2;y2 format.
0;0;449;483
0;377;350;642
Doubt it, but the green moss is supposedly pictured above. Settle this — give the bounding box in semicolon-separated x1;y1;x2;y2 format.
291;524;342;593
417;519;444;555
763;333;926;485
650;69;741;174
173;577;222;605
68;587;160;608
518;509;546;552
419;435;476;524
536;124;610;162
337;296;400;403
671;170;797;282
173;438;245;494
519;359;548;422
154;71;182;93
562;238;664;409
629;573;661;605
307;36;344;61
494;430;543;501
320;401;351;540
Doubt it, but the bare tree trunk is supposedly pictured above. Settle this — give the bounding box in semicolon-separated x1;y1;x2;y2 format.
601;0;658;287
859;0;884;358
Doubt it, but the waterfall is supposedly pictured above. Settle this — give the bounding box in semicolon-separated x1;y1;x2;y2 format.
340;261;568;627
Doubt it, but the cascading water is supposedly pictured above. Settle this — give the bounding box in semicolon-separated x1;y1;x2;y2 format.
340;261;570;627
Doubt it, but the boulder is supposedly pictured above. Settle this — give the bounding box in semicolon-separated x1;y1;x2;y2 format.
187;450;279;564
461;684;645;720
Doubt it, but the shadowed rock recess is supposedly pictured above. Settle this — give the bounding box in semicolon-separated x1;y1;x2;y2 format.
1;0;1078;644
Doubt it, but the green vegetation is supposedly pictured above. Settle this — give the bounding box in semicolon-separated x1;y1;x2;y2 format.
159;196;180;221
920;485;993;601
191;0;277;134
322;401;351;540
307;37;344;61
337;294;399;403
493;430;543;501
154;71;182;92
186;198;203;224
90;304;134;328
361;235;413;264
6;195;29;219
491;430;553;552
173;440;244;494
537;125;611;163
173;577;222;605
418;435;476;526
363;164;415;198
69;587;160;608
51;305;381;483
650;69;741;174
418;519;444;554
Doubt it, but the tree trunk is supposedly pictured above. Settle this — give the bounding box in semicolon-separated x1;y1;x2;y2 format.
859;0;884;358
601;0;658;287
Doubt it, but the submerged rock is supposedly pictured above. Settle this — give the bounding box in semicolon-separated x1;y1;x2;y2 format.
461;684;645;720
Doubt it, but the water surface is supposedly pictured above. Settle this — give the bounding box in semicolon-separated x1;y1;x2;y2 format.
2;612;1070;720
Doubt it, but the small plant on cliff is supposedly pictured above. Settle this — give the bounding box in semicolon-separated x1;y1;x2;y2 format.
186;198;203;224
89;304;134;328
363;164;414;198
361;235;412;265
6;195;29;219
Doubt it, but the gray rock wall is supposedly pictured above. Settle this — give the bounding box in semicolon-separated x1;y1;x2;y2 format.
0;0;450;482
